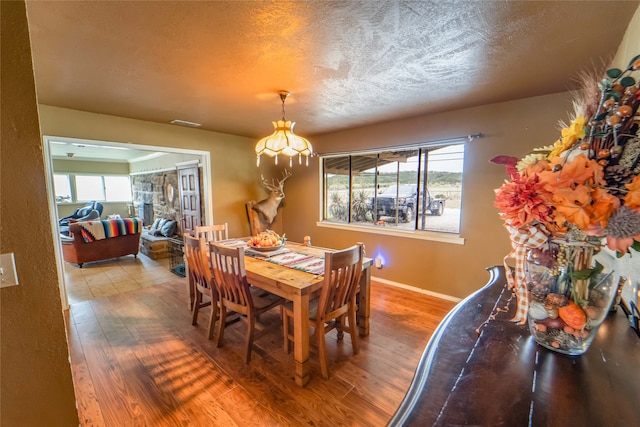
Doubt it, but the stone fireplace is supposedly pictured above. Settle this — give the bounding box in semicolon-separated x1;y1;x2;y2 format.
132;170;181;233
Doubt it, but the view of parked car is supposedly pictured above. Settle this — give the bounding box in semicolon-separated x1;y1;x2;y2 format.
370;184;445;222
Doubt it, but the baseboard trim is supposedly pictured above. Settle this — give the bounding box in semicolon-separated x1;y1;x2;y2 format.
371;276;462;303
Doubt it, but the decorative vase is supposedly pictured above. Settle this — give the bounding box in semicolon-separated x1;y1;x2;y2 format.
525;238;619;356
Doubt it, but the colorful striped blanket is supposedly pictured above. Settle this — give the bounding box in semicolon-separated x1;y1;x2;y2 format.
79;218;143;242
266;251;325;276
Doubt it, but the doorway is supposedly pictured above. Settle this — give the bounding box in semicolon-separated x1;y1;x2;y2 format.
42;135;213;309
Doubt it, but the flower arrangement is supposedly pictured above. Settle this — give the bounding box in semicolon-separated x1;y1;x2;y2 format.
492;54;640;326
494;54;640;255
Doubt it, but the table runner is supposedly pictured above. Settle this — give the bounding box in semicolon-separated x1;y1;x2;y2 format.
218;239;325;275
267;251;325;275
217;238;249;248
245;247;290;258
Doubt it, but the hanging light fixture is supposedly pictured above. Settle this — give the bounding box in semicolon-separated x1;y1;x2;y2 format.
255;90;313;167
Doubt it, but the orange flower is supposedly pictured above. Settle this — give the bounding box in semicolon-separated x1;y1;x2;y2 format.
553;185;620;231
553;185;593;229
539;155;602;191
606;235;637;254
625;174;640;209
588;187;620;228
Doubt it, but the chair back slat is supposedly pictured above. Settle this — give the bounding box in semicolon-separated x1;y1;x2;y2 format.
184;234;214;293
195;223;228;242
209;243;253;312
317;244;363;321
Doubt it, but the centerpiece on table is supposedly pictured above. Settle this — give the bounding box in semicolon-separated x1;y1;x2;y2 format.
492;54;640;355
247;230;286;252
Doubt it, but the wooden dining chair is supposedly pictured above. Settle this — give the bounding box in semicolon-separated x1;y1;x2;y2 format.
184;234;217;339
282;243;364;379
209;242;284;363
195;223;228;242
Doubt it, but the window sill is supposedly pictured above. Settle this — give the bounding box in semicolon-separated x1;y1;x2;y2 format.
315;221;465;245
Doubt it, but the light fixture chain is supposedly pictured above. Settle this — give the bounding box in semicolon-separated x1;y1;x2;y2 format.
281;95;286;120
282;97;286;121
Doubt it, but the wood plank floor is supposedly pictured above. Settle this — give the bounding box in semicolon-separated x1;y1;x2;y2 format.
64;256;456;426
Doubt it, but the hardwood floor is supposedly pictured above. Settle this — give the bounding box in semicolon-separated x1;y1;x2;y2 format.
64;255;456;426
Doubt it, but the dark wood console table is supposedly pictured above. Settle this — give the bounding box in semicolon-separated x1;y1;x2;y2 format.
388;266;640;426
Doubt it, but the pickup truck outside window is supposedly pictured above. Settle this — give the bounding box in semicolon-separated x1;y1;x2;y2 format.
371;184;445;223
322;143;464;234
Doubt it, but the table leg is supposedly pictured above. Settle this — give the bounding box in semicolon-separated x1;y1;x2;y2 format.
357;266;371;337
293;293;311;387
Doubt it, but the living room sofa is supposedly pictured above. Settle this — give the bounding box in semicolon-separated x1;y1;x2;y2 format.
61;218;143;267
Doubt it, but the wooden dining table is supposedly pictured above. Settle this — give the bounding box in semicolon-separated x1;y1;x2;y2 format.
186;239;373;387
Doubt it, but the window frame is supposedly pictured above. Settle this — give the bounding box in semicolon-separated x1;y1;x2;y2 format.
318;138;471;245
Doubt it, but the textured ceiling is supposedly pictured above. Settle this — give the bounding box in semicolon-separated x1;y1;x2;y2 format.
26;0;639;145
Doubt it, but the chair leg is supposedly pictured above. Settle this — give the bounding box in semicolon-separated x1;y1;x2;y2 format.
191;291;201;326
245;314;256;364
207;298;217;340
336;316;345;341
216;305;227;347
348;305;360;354
316;325;330;379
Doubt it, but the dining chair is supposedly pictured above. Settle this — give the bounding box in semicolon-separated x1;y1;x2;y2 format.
184;234;217;339
282;243;364;379
195;223;228;242
209;242;284;363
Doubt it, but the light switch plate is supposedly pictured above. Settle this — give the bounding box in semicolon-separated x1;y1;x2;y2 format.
0;253;19;288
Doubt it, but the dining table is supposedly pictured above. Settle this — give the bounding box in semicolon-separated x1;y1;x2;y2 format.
186;239;373;387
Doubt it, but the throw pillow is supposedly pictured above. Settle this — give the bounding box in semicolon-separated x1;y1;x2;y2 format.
150;218;162;230
160;220;177;237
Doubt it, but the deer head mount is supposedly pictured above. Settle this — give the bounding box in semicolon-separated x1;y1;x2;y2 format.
252;169;292;225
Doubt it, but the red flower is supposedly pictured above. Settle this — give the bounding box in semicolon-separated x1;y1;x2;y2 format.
494;167;554;228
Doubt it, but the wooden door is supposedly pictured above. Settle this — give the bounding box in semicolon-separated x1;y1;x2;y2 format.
177;162;201;235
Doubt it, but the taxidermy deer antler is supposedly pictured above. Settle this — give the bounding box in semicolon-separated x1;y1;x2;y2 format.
252;169;292;224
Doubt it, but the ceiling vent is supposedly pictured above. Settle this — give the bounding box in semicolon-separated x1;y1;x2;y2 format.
170;119;202;127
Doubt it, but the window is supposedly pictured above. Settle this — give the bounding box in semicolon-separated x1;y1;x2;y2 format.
54;174;132;203
75;175;104;201
104;176;133;201
53;174;72;203
322;142;465;234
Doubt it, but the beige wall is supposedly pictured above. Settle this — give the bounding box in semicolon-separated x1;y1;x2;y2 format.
282;93;575;299
53;158;131;174
0;1;79;425
612;4;640;69
128;151;202;174
38;105;265;237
